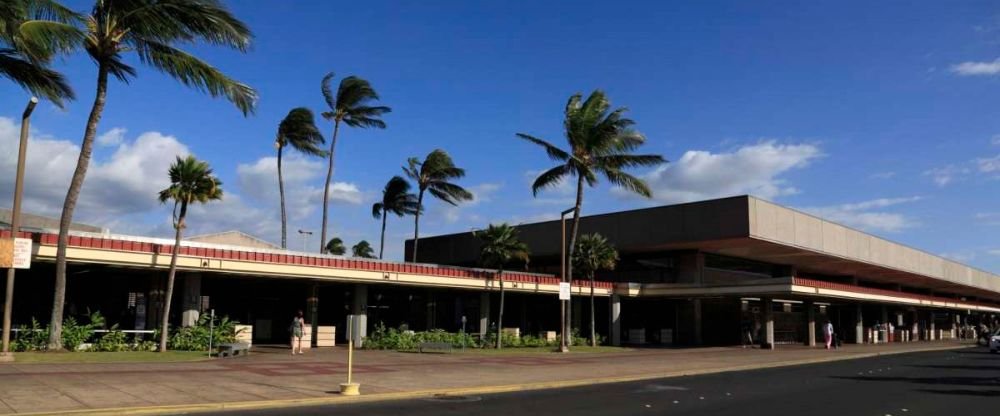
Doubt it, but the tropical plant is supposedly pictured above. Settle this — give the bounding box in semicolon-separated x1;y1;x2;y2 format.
168;313;238;351
324;237;345;255
475;223;530;349
572;233;619;347
351;240;375;258
156;155;223;352
0;0;79;105
49;0;256;350
518;90;664;349
319;72;390;253
403;149;473;262
372;176;420;259
274;107;325;249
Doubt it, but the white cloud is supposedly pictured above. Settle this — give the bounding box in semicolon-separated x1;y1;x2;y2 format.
0;117;189;225
975;212;1000;226
991;135;1000;146
941;251;977;263
799;197;921;233
236;155;363;221
951;59;1000;76
870;171;896;179
923;165;969;187
96;127;126;147
988;249;1000;256
977;154;1000;173
635;141;821;203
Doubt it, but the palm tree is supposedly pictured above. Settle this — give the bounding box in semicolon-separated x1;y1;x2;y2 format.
403;149;473;262
0;0;79;105
157;155;222;352
319;73;390;253
572;233;619;347
49;0;256;350
351;240;375;258
324;237;346;255
475;223;529;349
518;90;664;347
275;107;325;249
371;176;420;260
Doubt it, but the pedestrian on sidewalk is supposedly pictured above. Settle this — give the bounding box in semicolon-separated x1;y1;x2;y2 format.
824;320;834;349
290;310;305;355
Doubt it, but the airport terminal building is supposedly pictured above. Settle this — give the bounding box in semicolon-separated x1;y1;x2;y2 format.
3;196;998;348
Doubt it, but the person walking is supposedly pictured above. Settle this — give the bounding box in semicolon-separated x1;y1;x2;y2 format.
290;310;305;355
824;320;834;349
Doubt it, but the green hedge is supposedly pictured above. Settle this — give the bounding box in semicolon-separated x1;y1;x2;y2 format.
9;312;239;352
364;324;601;350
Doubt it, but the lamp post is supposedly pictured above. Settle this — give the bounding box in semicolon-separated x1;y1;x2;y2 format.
559;207;575;353
297;229;313;252
2;97;38;361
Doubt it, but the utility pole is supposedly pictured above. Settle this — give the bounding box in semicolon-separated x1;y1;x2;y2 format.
2;97;38;361
559;207;574;353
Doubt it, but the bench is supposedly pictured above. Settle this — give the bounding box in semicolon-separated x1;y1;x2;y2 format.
417;342;453;353
216;342;251;357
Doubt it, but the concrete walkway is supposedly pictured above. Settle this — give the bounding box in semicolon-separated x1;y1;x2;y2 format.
0;341;973;415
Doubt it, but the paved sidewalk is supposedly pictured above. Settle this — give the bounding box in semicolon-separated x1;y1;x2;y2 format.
0;341;973;415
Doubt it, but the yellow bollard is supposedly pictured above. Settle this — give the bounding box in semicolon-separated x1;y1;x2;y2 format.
339;316;360;395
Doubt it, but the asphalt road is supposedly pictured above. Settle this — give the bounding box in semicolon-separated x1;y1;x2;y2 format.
198;347;1000;416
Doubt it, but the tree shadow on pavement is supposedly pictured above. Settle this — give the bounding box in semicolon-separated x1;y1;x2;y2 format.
908;364;1000;371
916;389;1000;397
831;375;1000;387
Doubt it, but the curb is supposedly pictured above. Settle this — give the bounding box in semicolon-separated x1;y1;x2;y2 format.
19;344;972;416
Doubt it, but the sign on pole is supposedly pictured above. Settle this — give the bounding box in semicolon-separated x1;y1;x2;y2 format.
559;282;571;300
12;238;30;269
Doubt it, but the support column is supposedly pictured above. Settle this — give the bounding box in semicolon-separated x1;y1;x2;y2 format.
880;305;888;343
572;297;582;333
929;312;936;341
351;284;368;347
855;304;864;344
307;283;319;347
479;292;490;339
609;295;621;346
693;299;703;346
762;298;774;349
426;291;436;330
805;300;816;347
181;273;202;327
911;310;919;341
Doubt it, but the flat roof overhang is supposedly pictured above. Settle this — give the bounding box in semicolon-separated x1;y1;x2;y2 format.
11;231;612;298
615;277;1000;313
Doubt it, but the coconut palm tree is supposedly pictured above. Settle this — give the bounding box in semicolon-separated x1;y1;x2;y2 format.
319;73;390;253
324;237;346;255
371;176;420;260
518;90;664;348
475;223;529;349
157;155;222;352
49;0;257;350
352;240;375;258
572;233;619;347
0;0;79;105
403;149;473;262
275;107;325;249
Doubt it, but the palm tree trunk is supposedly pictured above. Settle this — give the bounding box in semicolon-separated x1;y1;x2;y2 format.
378;212;387;259
496;268;504;349
319;121;340;253
159;201;188;352
277;144;287;249
590;274;596;347
564;174;584;347
411;189;424;262
49;64;109;350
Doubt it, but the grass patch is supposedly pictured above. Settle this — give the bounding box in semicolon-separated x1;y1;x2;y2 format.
397;346;633;355
9;351;209;364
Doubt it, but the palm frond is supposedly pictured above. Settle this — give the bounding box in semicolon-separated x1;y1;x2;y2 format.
15;20;82;62
122;0;252;52
597;154;666;170
0;48;73;104
428;182;473;206
133;39;257;115
321;71;335;109
515;133;570;162
602;169;652;198
372;202;384;219
277;107;326;156
530;164;572;196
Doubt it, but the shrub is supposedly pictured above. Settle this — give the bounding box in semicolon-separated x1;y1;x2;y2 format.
94;325;128;352
62;311;106;351
12;318;49;352
168;314;240;351
364;324;479;350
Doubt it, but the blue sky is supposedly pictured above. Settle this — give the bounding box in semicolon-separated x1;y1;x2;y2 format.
1;1;999;271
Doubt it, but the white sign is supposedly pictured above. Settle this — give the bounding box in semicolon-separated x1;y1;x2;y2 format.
12;238;31;269
558;282;571;300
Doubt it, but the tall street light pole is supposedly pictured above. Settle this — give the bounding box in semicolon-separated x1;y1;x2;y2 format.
2;97;38;361
297;229;313;252
559;207;574;353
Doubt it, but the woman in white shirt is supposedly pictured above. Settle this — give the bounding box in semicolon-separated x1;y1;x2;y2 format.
824;321;835;349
